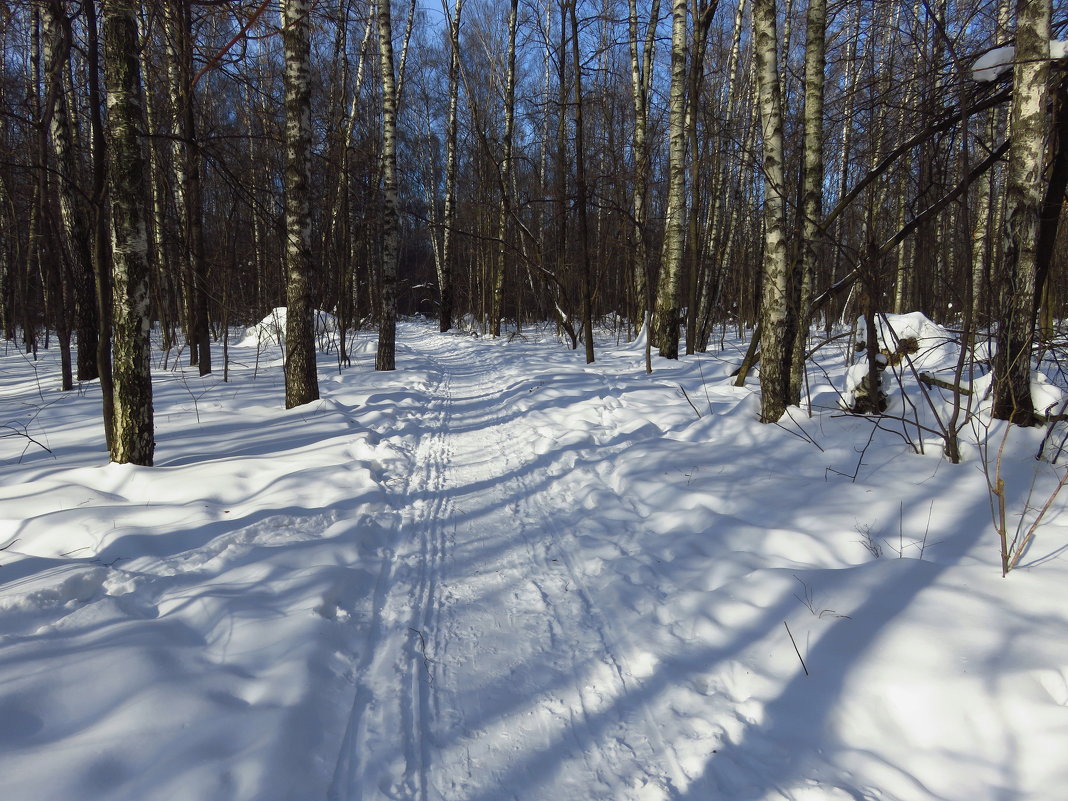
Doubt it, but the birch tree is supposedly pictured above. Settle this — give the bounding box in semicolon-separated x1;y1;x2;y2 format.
102;0;154;465
789;0;826;404
376;0;400;370
627;0;660;336
282;0;320;406
439;0;462;332
653;0;688;359
167;0;211;374
992;0;1050;425
753;0;790;421
43;0;99;382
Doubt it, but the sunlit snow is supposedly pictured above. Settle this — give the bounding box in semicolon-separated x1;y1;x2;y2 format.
1;319;1067;801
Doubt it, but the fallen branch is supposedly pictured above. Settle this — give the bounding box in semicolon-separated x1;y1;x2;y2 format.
919;372;974;396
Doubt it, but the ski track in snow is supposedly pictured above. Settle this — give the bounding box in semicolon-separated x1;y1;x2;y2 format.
330;330;681;801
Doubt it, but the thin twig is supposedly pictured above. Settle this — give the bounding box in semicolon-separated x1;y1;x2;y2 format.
784;621;809;676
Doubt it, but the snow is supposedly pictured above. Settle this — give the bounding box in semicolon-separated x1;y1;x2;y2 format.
971;46;1017;82
972;41;1068;82
239;307;341;348
2;320;1068;801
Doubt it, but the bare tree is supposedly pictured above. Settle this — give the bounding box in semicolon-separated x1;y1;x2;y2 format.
653;0;688;359
282;0;320;406
753;0;790;422
376;0;400;370
102;0;154;465
992;0;1050;425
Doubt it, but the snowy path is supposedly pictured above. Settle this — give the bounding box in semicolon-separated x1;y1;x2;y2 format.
330;331;680;801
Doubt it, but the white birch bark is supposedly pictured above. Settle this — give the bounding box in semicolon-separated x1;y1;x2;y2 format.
789;0;826;404
282;0;320;405
375;0;400;371
753;0;790;422
653;0;688;359
993;0;1050;424
102;0;154;464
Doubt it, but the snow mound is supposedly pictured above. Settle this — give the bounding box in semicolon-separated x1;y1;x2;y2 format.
861;311;959;372
238;307;339;348
1032;372;1067;417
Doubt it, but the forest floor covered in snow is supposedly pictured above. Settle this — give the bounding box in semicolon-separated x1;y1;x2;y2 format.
1;317;1067;801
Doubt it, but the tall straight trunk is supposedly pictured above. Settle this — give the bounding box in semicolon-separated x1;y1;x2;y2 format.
86;0;115;448
789;0;825;405
439;0;462;332
44;0;99;382
139;11;177;352
282;0;320;405
684;1;716;356
993;0;1050;425
492;0;518;338
627;0;660;333
102;0;154;465
169;0;210;374
37;4;74;391
568;0;595;362
695;0;746;350
753;0;790;422
375;0;400;370
654;0;688;359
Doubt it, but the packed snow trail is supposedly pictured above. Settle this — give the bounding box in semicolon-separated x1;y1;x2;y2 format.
329;329;682;801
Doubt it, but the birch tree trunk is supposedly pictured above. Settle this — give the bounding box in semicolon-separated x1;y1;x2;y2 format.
86;0;115;448
43;0;99;382
102;0;154;465
753;0;790;422
168;0;210;374
568;0;595;362
992;0;1050;425
653;0;688;359
376;0;400;370
438;0;461;332
627;0;659;334
788;0;825;405
684;1;716;356
282;0;320;406
491;0;518;338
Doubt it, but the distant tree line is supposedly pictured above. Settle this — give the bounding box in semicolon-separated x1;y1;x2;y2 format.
0;0;1065;465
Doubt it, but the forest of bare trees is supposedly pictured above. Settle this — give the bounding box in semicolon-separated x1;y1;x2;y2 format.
1;0;1066;464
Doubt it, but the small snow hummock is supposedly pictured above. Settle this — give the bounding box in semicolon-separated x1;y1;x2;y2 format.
238;307;339;347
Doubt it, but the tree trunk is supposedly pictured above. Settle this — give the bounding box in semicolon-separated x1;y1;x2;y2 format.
627;0;659;335
789;0;826;405
492;0;518;338
282;0;320;406
439;0;462;332
102;0;154;465
375;0;400;370
653;0;688;359
753;0;790;422
86;0;115;449
568;0;595;363
44;0;100;382
992;0;1050;425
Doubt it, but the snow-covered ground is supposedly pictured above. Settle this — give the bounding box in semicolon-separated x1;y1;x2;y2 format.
1;319;1067;801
